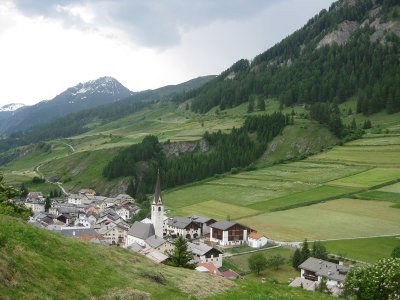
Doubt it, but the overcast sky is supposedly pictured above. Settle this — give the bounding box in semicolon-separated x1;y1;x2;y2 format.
0;0;334;106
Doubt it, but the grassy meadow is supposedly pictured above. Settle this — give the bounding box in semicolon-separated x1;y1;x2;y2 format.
322;236;400;263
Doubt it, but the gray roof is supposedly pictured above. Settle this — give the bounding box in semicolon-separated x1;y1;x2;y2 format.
167;217;194;229
128;221;155;240
127;242;144;252
55;228;96;237
209;220;237;231
145;235;168;248
190;215;214;224
299;257;350;282
188;242;221;256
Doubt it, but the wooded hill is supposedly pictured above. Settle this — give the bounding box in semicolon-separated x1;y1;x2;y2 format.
182;0;399;115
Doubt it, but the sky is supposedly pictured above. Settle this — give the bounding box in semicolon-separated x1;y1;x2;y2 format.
0;0;334;106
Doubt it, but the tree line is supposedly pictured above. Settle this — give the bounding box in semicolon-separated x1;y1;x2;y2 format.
103;112;289;199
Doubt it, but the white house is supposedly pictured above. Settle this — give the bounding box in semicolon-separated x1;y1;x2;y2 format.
209;221;248;246
97;223;127;246
74;214;91;228
144;235;173;254
68;193;89;205
115;205;139;221
298;257;351;296
247;232;268;248
188;242;223;268
165;217;201;240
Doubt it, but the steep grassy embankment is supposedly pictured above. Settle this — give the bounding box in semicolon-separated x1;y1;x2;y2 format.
0;215;232;299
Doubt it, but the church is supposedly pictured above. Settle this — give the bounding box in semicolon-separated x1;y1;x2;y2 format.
125;171;166;248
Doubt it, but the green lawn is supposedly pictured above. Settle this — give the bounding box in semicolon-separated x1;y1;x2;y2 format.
322;236;400;263
328;167;400;188
240;199;400;241
247;185;360;211
173;200;259;220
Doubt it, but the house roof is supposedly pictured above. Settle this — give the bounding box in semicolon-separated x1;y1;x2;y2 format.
55;228;97;237
140;248;168;263
127;221;155;240
127;242;144;252
222;270;240;279
188;242;221;256
248;232;265;240
210;220;238;231
196;263;221;276
299;257;350;282
167;217;197;229
145;235;168;248
152;170;163;205
189;215;215;224
289;277;316;291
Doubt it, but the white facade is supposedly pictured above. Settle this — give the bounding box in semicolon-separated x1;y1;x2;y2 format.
248;235;268;248
151;203;164;238
116;207;130;220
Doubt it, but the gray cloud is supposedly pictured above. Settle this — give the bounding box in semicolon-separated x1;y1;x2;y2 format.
12;0;279;48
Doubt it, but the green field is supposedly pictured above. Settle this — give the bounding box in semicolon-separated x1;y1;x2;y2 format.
174;200;259;220
322;236;400;263
247;185;360;211
240;199;400;241
379;181;400;193
328;167;400;188
309;145;400;166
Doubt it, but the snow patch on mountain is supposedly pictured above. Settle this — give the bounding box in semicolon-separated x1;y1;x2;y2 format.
0;103;25;112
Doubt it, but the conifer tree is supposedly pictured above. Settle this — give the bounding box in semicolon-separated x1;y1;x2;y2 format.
292;248;302;269
167;236;194;269
300;239;310;263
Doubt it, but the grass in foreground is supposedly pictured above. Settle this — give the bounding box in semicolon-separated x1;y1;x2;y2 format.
207;277;332;300
0;215;231;299
322;236;400;263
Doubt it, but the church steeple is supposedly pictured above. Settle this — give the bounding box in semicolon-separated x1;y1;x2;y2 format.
151;170;164;238
152;170;163;205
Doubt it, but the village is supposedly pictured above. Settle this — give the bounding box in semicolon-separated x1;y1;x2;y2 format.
16;172;351;296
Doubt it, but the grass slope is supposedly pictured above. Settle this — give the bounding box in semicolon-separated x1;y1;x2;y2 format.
0;215;231;299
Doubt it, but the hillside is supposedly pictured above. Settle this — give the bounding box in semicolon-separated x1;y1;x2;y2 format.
185;0;400;114
0;214;335;300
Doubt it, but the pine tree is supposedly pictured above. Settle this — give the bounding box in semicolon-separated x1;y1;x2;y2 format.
292;248;302;269
311;241;328;260
167;236;194;269
300;239;310;263
44;196;51;212
20;183;28;198
247;97;255;113
257;97;266;111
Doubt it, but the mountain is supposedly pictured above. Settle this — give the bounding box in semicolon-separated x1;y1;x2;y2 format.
185;0;400;114
0;76;133;134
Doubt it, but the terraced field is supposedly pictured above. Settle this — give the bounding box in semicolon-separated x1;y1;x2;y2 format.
165;132;400;246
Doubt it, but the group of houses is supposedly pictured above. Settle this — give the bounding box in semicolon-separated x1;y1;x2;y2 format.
22;173;268;277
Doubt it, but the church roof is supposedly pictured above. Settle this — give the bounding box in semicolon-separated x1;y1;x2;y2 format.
152;170;163;205
128;221;155;240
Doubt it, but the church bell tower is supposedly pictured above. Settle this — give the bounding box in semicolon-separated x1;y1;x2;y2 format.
151;170;164;237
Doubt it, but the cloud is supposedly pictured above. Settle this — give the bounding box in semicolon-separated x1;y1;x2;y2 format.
12;0;279;48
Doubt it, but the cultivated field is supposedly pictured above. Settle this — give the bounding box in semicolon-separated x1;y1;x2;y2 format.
240;199;400;241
